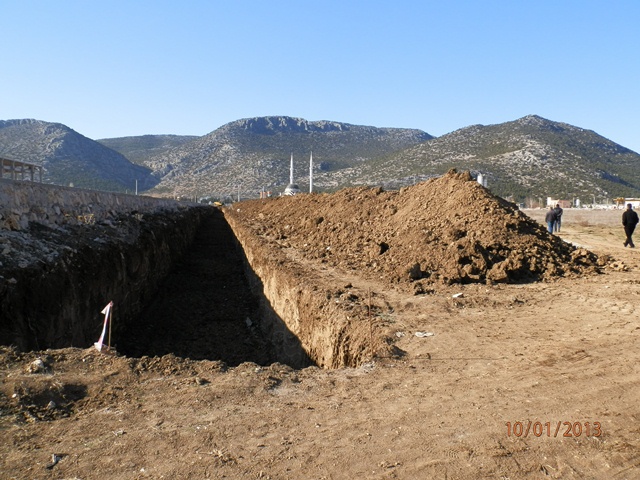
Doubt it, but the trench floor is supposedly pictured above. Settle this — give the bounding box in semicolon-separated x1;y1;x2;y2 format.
118;211;272;365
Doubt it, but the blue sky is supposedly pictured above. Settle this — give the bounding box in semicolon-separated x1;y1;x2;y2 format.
2;1;639;152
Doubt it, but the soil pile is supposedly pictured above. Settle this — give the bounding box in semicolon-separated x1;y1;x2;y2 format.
233;169;601;292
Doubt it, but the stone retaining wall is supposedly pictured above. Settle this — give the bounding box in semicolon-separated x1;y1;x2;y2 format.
0;178;184;230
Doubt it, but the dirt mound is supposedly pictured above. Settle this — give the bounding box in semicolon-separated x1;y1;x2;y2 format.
233;169;601;291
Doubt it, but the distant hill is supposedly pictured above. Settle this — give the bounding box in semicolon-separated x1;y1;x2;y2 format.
139;116;433;198
97;134;199;166
2;115;639;202
0;119;157;192
356;115;640;201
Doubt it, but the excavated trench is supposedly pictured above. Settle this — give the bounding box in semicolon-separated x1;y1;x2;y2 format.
1;205;373;369
117;211;313;367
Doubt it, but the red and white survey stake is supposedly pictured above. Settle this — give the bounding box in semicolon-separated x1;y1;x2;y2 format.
94;301;113;352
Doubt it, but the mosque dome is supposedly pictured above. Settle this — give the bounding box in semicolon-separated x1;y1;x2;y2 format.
284;183;301;195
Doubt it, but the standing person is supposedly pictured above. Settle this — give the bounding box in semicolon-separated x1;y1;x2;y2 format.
545;206;557;234
622;203;639;248
553;203;564;232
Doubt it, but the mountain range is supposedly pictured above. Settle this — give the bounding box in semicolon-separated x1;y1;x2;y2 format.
1;115;639;202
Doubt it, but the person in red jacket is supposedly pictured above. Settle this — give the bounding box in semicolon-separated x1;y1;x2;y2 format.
622;203;639;248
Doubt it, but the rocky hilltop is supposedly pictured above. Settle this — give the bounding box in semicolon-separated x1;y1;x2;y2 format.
361;115;640;200
139;116;433;198
0;120;157;192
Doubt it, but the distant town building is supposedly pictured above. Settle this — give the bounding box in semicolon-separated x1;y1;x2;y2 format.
1;157;43;182
283;183;300;195
547;197;571;208
283;153;300;196
283;152;313;196
476;173;487;188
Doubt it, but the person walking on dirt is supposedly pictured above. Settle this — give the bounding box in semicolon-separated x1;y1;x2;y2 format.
545;206;557;234
553;204;564;232
622;203;639;248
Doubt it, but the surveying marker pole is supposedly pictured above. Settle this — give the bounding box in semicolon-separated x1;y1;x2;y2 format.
108;303;113;351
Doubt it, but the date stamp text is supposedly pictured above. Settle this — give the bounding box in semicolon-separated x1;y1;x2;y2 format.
506;421;602;438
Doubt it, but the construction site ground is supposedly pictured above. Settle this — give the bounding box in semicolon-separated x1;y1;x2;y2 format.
1;204;639;479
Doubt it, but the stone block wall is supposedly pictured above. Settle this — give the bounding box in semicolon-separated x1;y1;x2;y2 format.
0;178;183;230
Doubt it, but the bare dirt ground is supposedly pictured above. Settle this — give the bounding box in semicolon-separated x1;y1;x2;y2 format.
1;189;639;478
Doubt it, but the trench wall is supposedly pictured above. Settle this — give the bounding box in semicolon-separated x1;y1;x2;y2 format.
224;207;375;369
0;179;205;351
